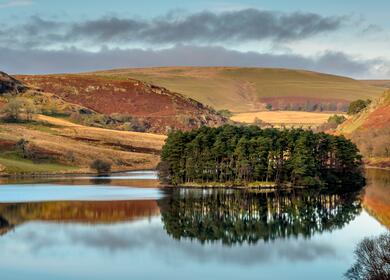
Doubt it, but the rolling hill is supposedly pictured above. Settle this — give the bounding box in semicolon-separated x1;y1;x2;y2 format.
0;114;166;175
361;80;390;89
0;71;168;175
83;67;385;112
17;74;227;134
338;89;390;167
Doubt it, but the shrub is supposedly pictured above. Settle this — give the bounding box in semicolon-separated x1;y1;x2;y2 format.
90;159;112;174
328;114;347;125
1;98;36;122
2;98;23;121
348;99;371;115
110;113;133;123
217;109;233;118
15;138;34;159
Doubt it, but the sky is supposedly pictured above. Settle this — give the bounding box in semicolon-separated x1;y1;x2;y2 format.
0;0;389;78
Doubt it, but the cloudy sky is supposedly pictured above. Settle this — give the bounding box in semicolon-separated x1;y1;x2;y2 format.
0;0;389;78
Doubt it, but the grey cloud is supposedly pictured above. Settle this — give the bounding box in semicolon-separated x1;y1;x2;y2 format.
361;24;383;34
0;9;345;47
0;0;32;9
0;45;387;78
15;222;338;264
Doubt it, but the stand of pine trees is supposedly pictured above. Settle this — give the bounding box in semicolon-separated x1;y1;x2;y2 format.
158;125;364;188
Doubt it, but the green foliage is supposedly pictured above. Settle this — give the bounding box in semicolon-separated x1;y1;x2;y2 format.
158;125;364;188
90;159;112;174
348;99;371;115
69;112;150;132
15;138;33;159
217;109;233;118
328;114;347;125
1;98;37;122
317;114;347;131
0;152;77;174
265;103;273;110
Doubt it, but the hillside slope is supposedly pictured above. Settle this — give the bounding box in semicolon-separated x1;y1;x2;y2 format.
0;114;166;175
17;74;227;133
0;71;28;94
85;67;385;112
0;71;168;175
338;90;390;167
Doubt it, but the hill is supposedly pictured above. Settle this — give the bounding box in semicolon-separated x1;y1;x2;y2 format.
0;114;166;176
17;74;227;134
338;90;390;168
361;80;390;88
84;67;385;113
0;71;169;175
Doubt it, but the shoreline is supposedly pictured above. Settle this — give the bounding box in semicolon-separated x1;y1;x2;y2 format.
0;168;157;179
1;166;388;181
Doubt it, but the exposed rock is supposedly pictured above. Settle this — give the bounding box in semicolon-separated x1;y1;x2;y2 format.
0;71;28;95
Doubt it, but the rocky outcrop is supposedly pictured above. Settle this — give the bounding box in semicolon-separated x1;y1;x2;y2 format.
0;71;28;95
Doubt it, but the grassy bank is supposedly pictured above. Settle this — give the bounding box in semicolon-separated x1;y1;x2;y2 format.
0;151;79;175
0;115;166;176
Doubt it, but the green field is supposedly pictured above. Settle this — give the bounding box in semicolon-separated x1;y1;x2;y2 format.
89;67;385;112
0;152;78;175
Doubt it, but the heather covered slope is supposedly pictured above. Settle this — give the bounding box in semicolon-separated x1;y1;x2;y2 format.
17;74;227;134
88;67;385;112
338;90;390;168
0;71;167;175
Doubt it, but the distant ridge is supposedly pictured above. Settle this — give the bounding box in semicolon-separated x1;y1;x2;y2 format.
86;67;385;112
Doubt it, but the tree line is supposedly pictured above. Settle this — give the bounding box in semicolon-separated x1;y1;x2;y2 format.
158;125;364;187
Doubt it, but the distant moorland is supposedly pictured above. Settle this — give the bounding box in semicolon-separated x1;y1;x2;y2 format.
87;67;385;112
0;67;389;176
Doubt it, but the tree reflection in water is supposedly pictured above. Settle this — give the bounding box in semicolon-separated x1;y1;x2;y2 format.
158;189;363;245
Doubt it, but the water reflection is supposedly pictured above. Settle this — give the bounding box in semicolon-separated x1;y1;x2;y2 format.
0;170;388;280
0;171;159;188
363;168;390;228
159;189;363;245
0;200;160;236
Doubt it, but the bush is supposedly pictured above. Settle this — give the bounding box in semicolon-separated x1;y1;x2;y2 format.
90;159;112;174
122;117;149;132
15;138;36;159
348;99;371;115
217;109;233;118
2;98;23;121
327;114;346;125
110;113;133;123
1;98;36;122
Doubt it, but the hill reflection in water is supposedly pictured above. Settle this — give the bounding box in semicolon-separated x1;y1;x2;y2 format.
0;200;160;236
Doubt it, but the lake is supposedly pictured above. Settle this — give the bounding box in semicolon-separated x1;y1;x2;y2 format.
0;169;388;280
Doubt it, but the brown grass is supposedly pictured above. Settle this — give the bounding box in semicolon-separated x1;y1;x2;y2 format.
231;111;342;127
88;67;384;112
0;115;166;175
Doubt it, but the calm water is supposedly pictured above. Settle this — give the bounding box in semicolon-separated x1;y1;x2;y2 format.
0;170;388;280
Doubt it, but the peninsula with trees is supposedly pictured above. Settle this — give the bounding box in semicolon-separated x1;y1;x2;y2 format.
158;125;364;189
